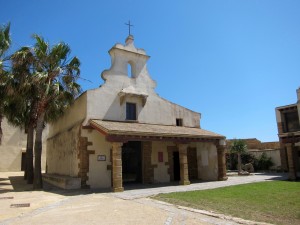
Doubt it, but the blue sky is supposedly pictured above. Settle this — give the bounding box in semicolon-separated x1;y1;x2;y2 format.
1;0;300;142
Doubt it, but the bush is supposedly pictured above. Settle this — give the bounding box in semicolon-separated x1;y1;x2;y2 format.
241;152;256;165
254;153;274;171
226;152;256;170
226;152;274;171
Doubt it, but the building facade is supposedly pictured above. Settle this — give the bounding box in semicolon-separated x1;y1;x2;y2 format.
275;88;300;180
45;36;227;191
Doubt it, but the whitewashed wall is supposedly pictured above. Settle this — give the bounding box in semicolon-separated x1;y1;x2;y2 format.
195;142;218;181
249;149;281;169
83;129;112;188
0;118;47;172
152;141;173;183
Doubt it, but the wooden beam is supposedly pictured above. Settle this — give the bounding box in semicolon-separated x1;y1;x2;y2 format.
106;134;219;143
89;123;108;136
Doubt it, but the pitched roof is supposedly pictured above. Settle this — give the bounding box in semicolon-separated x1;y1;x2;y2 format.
90;120;225;139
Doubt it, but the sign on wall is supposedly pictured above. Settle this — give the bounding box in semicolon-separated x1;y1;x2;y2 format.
97;155;106;161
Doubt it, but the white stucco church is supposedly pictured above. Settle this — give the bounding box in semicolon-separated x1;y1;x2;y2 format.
44;35;227;191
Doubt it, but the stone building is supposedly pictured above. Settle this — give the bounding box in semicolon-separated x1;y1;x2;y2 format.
275;88;300;180
45;35;227;191
0;117;47;172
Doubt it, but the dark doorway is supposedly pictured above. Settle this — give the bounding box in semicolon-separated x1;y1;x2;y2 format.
187;148;198;180
122;141;142;183
296;147;300;172
173;151;180;181
21;152;26;171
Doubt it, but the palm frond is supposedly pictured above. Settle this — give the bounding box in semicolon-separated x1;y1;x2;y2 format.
0;22;11;58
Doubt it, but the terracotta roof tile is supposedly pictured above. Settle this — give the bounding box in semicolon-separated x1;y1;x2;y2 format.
90;120;225;139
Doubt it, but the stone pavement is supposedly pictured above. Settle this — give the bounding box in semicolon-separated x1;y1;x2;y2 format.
112;173;287;199
0;172;286;225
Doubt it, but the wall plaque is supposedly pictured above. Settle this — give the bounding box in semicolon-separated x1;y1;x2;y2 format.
97;155;106;161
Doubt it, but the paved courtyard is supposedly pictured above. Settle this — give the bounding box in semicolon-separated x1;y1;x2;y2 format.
0;172;286;225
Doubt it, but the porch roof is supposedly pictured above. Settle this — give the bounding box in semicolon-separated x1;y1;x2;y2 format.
89;120;225;141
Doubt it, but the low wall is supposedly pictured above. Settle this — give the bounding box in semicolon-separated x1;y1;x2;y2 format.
43;173;81;189
249;149;281;169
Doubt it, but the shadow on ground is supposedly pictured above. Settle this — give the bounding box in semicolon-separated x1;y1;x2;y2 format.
0;172;292;197
254;172;291;181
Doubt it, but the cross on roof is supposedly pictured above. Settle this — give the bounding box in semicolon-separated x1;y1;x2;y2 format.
125;20;133;35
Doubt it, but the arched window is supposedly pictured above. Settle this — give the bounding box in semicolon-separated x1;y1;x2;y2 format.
127;61;135;78
127;63;132;78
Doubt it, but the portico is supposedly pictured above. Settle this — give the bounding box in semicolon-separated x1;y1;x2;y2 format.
90;120;226;192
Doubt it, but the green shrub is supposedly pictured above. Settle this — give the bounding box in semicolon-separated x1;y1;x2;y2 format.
241;152;256;164
254;152;274;171
226;152;256;170
226;152;274;171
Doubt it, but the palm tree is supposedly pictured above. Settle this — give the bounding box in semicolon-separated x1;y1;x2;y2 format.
8;34;81;189
0;22;11;145
7;47;37;183
29;35;81;189
230;139;247;174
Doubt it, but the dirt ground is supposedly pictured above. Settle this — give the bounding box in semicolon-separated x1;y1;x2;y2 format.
1;172;281;225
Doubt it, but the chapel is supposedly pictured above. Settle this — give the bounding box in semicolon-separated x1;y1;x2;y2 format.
45;35;227;191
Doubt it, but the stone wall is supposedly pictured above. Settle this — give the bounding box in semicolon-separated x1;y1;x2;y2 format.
226;138;280;150
261;141;280;150
46;122;80;177
194;142;218;181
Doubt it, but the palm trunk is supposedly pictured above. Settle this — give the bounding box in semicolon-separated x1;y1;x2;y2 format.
237;153;242;173
26;124;34;184
24;140;27;180
33;112;45;189
0;114;3;145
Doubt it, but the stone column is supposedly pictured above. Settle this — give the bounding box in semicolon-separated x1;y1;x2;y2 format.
286;143;296;180
217;145;228;181
178;144;190;185
111;142;124;192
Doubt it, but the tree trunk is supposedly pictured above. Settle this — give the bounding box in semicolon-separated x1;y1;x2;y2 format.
33;112;45;189
24;141;27;180
0;114;3;145
26;124;34;184
237;153;242;173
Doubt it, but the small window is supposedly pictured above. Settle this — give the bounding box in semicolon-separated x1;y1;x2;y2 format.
176;118;183;126
284;111;300;132
126;103;136;120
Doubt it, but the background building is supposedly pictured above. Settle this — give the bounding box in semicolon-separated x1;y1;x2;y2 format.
275;88;300;180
